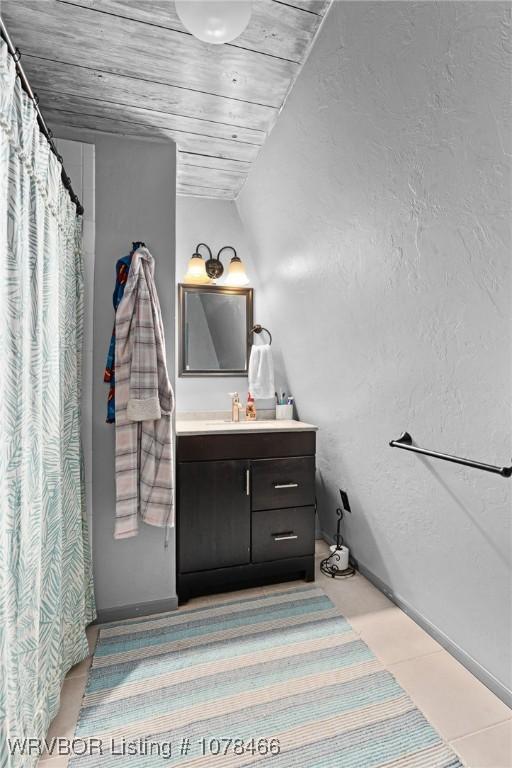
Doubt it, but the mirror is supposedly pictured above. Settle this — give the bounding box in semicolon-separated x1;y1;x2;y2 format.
178;284;253;377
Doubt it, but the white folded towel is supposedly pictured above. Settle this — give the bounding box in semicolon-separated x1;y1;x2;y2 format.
248;344;275;400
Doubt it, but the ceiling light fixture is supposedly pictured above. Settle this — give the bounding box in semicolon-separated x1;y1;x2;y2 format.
175;1;252;45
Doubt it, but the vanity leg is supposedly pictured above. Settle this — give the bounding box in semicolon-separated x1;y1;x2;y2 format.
177;587;190;606
304;561;315;583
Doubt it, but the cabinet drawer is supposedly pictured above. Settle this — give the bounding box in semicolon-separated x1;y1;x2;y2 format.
177;431;315;461
251;456;315;511
252;507;315;563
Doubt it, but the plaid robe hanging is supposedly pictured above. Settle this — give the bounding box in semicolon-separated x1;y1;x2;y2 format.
113;246;174;539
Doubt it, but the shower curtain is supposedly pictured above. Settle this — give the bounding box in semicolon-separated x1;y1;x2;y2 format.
0;40;95;768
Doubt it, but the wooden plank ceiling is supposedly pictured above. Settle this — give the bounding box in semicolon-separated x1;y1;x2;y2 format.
0;0;330;199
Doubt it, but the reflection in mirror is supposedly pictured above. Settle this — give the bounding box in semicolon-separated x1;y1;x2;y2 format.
179;285;253;377
186;292;245;370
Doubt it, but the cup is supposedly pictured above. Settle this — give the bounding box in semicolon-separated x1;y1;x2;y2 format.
276;404;293;420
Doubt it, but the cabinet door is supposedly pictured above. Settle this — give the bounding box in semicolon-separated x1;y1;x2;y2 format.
178;460;250;573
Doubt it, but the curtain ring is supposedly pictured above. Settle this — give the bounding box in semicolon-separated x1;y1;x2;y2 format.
13;48;21;62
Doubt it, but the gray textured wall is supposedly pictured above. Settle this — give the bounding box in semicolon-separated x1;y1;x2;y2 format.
57;130;177;617
237;2;511;697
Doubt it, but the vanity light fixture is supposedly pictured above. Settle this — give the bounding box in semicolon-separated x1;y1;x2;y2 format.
175;1;252;45
223;246;250;287
203;245;250;286
225;255;250;286
205;247;224;280
183;243;212;285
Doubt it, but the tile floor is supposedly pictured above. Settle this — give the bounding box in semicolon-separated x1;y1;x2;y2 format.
38;541;511;767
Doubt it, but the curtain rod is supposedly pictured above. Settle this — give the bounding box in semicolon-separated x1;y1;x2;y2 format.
0;16;84;216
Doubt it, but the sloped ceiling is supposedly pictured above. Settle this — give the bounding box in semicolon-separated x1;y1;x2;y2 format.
0;0;330;199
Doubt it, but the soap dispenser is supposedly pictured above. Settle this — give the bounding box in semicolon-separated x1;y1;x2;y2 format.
229;392;242;422
246;392;257;421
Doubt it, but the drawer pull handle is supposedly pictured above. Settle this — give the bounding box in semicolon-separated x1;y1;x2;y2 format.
273;533;298;541
246;469;251;496
274;482;299;489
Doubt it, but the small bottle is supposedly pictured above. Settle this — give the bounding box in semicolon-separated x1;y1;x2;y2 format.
246;392;257;421
229;392;242;422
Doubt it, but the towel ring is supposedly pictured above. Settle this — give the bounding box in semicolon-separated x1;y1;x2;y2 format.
250;324;272;345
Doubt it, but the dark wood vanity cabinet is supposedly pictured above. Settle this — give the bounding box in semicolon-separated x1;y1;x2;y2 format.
177;429;316;602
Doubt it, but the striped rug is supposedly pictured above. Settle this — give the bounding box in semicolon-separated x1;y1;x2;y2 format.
70;584;464;767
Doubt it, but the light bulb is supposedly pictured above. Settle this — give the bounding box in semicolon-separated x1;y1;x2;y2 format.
175;1;252;45
183;253;211;284
225;255;249;286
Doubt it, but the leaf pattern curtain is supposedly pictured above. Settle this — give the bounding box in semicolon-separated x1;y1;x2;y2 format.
0;40;95;767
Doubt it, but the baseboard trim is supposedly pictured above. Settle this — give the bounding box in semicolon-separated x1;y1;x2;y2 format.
320;531;511;708
354;556;511;709
96;596;178;623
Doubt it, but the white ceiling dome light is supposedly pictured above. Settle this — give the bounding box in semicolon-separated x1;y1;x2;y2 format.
175;1;252;45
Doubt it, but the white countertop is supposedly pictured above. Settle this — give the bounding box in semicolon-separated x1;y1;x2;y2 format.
176;418;318;436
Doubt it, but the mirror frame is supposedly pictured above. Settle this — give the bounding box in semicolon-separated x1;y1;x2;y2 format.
178;283;254;377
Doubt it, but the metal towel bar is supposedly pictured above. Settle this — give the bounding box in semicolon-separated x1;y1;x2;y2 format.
389;432;512;478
